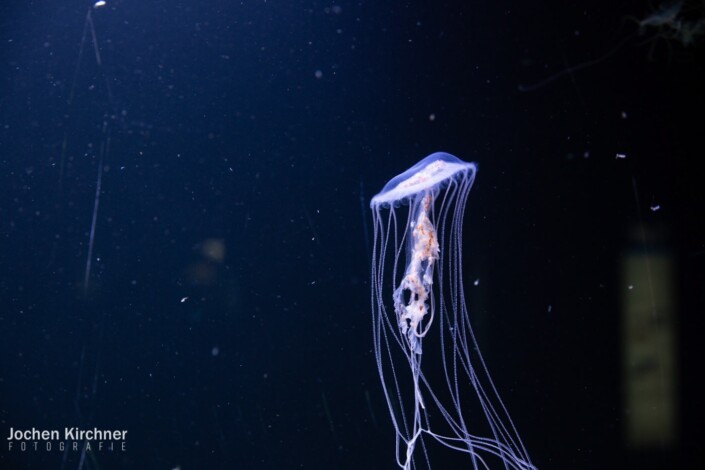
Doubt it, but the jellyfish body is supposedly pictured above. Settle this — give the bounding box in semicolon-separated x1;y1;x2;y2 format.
370;152;535;470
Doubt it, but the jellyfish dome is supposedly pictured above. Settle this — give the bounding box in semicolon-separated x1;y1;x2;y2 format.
369;152;535;470
370;152;476;208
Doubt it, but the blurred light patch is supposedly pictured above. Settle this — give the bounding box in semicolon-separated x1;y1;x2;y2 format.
184;238;226;285
622;226;678;449
201;238;225;263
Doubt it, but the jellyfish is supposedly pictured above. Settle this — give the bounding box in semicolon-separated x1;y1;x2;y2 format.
370;152;535;470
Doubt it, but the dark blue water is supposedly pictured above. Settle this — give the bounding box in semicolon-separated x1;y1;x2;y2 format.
1;0;703;468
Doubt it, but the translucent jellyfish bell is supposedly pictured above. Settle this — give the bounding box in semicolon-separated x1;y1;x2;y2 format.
370;152;535;470
370;152;474;208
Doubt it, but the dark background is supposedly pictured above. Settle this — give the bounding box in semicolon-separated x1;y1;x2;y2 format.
1;0;703;468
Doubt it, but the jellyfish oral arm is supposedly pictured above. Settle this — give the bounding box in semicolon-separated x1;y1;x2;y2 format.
391;192;439;439
393;193;439;356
